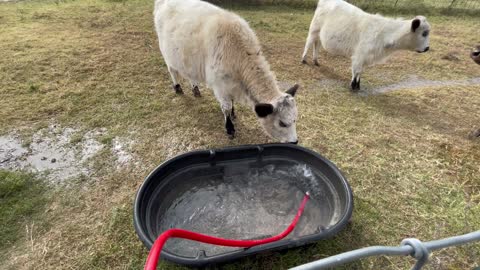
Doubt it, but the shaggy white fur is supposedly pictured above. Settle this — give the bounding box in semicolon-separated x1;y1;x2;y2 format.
154;0;299;142
302;0;431;91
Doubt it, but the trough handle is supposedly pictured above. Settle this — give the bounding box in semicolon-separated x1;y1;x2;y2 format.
209;150;216;166
256;145;264;163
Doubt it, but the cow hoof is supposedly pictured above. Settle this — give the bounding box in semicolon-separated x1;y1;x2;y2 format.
173;84;183;94
301;59;307;64
226;128;235;139
351;85;360;92
350;78;361;92
313;60;320;66
192;86;201;97
468;128;480;139
226;116;235;139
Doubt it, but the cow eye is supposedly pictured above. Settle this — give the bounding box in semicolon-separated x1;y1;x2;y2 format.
422;30;429;37
279;121;287;128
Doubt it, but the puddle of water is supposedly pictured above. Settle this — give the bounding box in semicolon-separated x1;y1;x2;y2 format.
81;129;106;163
313;75;480;95
368;75;480;95
112;138;133;166
0;136;28;169
28;134;81;180
0;125;135;183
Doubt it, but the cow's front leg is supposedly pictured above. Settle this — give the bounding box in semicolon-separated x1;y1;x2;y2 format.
351;57;364;92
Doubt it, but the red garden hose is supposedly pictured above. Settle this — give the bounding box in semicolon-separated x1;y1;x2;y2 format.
144;192;310;270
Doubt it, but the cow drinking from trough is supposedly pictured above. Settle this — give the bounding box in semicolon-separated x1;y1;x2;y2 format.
154;0;300;143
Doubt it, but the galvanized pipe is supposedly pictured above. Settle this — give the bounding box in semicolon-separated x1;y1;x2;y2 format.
290;230;480;270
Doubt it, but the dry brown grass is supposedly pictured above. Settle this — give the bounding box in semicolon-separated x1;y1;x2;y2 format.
1;1;479;270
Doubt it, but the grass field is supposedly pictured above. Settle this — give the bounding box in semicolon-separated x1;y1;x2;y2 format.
1;0;479;269
208;0;480;15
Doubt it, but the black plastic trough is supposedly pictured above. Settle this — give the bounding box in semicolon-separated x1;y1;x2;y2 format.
134;144;353;267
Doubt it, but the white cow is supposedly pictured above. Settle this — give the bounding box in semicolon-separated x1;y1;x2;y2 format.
302;0;431;91
154;0;299;143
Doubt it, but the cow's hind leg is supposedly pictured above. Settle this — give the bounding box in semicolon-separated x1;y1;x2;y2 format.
190;81;201;97
302;19;320;64
313;38;321;66
302;31;317;64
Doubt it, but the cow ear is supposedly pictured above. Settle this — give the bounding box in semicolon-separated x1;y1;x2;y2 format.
286;84;299;97
255;103;274;118
411;18;421;32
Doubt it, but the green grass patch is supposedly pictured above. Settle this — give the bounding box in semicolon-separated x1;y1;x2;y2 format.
0;170;49;260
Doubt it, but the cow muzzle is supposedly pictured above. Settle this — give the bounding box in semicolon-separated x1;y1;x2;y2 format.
417;46;429;53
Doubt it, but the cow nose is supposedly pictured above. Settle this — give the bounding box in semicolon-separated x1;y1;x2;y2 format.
290;140;298;145
424;46;430;52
